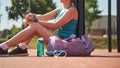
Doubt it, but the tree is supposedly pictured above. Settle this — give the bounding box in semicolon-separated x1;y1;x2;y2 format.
1;29;11;38
85;0;102;33
0;2;2;30
6;0;56;21
6;25;21;39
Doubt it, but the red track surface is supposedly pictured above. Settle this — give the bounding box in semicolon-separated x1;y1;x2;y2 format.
0;49;120;68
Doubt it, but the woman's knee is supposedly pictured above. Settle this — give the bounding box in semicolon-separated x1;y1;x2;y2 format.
30;23;41;29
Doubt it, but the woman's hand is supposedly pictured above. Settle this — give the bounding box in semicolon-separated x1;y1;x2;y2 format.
23;13;36;27
25;13;36;21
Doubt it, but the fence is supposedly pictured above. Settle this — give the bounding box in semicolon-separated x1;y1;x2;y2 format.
77;0;120;52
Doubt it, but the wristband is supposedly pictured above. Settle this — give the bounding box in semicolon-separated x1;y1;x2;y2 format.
34;18;38;22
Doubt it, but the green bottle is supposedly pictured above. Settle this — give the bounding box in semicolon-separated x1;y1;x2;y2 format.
37;38;44;57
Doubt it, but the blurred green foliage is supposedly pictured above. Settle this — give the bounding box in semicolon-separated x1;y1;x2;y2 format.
6;0;56;21
85;0;102;33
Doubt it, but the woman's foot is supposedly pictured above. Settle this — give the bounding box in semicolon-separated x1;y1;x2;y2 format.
9;46;29;56
0;48;9;57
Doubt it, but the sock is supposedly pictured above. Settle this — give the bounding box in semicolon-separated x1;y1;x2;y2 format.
0;43;9;51
19;43;28;50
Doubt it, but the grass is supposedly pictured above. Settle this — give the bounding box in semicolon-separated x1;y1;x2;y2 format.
0;38;7;43
28;37;38;49
91;36;117;49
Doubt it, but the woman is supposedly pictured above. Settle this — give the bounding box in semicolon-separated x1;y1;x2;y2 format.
0;0;78;56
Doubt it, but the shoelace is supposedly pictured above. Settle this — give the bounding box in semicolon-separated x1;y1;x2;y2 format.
54;50;67;57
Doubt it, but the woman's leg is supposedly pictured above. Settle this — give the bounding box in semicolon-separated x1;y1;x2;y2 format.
17;33;35;50
4;23;58;48
20;33;35;45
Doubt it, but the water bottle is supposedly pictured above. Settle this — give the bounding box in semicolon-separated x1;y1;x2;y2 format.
37;38;44;57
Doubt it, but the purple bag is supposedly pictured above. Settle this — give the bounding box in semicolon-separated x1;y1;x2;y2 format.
47;35;94;56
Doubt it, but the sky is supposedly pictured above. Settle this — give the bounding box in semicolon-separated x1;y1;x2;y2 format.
0;0;117;31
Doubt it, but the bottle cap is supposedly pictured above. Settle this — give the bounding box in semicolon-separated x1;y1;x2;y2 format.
38;38;44;41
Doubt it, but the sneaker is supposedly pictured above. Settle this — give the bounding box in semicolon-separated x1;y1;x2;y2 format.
0;48;9;57
9;46;29;56
46;51;54;56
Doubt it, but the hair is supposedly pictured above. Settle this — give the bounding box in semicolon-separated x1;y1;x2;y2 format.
71;0;77;8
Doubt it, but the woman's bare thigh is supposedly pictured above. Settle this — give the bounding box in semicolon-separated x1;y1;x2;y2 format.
30;23;60;42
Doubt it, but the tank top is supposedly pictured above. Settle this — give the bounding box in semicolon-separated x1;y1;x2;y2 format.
55;6;78;39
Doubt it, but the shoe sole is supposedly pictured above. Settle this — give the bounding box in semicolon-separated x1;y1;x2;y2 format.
9;53;29;57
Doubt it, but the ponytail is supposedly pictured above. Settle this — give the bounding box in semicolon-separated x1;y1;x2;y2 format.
71;0;77;8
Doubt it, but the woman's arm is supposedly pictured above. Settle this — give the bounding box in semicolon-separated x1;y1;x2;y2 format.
23;8;60;27
36;8;60;21
38;7;78;29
